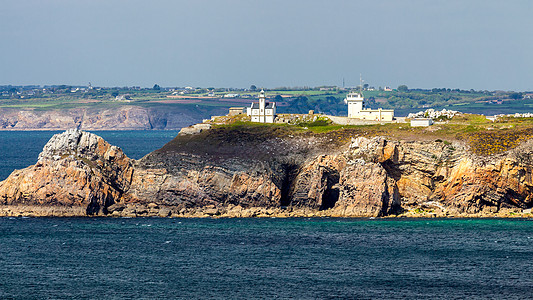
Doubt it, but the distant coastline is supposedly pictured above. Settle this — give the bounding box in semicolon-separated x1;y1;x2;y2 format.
2;86;533;131
0;106;199;131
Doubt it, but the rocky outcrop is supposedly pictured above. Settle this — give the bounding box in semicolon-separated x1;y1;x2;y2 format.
1;126;533;218
0;129;134;215
407;108;461;119
178;123;212;135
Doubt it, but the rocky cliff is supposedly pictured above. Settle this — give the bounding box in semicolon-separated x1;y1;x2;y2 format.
1;126;532;217
0;106;205;130
0;129;134;216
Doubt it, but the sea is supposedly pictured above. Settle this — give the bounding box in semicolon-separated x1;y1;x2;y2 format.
1;218;533;299
1;131;533;299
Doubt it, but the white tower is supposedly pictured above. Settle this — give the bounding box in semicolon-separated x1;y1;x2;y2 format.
259;89;266;122
345;91;365;117
259;89;266;109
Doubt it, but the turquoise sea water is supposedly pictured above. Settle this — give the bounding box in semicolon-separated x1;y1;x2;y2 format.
0;130;181;181
0;217;532;299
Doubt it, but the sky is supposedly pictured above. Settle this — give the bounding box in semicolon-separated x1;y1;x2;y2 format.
1;0;532;91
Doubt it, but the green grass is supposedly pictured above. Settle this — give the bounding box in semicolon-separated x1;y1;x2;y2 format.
303;124;347;133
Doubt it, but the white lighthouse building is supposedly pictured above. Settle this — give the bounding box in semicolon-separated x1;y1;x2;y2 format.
344;91;394;121
247;89;277;123
345;91;365;118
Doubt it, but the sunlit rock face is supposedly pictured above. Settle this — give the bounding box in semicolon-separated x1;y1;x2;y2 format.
1;126;533;217
0;129;134;215
0;106;200;130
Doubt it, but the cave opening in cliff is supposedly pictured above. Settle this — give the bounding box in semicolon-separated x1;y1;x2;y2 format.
280;163;299;207
86;197;100;216
321;187;339;210
319;171;340;210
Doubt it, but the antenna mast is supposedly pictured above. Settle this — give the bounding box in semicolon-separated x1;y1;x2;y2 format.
359;74;363;93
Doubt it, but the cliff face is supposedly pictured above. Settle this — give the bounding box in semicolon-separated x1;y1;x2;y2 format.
1;127;533;217
0;106;203;130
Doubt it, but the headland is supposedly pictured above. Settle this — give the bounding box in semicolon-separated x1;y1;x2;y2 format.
1;110;533;218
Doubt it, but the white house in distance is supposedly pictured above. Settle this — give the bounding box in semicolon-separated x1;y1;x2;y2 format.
410;118;434;127
344;91;394;121
247;89;276;123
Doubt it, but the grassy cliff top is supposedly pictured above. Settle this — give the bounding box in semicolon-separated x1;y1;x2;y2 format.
153;114;533;158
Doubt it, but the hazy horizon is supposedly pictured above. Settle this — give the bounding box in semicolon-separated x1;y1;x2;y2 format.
1;0;532;91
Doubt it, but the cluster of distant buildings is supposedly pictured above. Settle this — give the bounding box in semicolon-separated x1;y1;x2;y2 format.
239;89;460;127
234;89;394;123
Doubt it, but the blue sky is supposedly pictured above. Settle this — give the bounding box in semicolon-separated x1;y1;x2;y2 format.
1;0;532;90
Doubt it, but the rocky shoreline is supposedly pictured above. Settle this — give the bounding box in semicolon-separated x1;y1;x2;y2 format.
1;203;530;218
1;127;533;218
